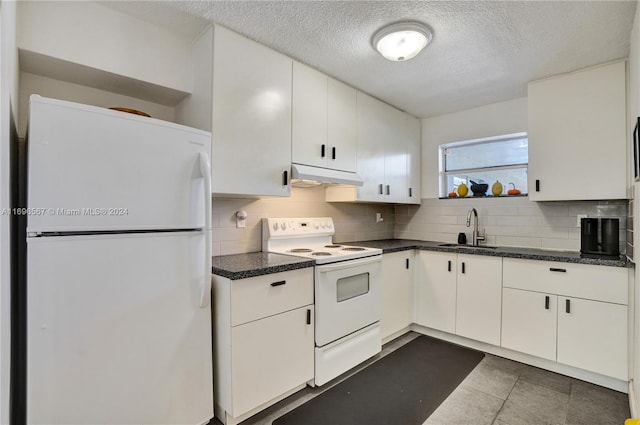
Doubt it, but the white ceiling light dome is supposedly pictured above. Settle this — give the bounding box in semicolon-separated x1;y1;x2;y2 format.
372;21;433;62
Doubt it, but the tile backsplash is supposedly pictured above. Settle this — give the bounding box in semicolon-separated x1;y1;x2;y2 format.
211;187;395;256
395;196;628;252
212;188;628;256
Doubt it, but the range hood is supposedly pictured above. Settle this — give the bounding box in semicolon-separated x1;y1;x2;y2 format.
291;163;364;187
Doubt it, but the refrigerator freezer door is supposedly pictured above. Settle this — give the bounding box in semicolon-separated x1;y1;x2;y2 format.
26;96;212;233
26;232;213;425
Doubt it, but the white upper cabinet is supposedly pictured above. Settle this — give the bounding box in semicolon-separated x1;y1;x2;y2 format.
528;61;627;201
327;78;357;172
326;92;419;204
405;115;422;204
212;26;292;197
292;62;357;172
292;62;328;168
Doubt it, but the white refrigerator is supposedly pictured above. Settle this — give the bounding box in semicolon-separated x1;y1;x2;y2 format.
22;95;214;424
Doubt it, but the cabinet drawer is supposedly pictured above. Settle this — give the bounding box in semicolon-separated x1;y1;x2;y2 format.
231;268;313;326
503;258;627;305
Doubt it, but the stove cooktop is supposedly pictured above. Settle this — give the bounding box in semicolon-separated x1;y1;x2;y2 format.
262;217;382;264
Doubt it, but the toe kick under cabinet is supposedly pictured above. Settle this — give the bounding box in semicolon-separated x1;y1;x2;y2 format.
501;258;628;380
212;268;315;425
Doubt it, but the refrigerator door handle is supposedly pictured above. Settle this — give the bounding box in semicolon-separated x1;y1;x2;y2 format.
199;152;212;308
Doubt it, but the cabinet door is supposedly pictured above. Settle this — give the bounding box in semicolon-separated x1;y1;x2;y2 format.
292;62;328;168
528;61;626;201
557;297;627;380
501;288;557;361
383;106;408;203
328;78;357;172
231;306;314;417
356;92;387;202
405;114;421;205
212;26;292;197
415;251;457;333
381;251;414;340
456;254;502;345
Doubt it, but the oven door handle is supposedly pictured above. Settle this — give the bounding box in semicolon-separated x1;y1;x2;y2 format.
316;255;382;272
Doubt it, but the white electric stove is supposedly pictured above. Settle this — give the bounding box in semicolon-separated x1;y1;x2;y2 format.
261;217;382;264
262;217;382;386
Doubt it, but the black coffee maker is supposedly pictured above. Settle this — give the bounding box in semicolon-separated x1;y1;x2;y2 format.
580;218;620;257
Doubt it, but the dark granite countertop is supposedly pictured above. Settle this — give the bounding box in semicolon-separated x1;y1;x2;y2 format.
347;239;628;268
212;240;627;278
212;252;314;280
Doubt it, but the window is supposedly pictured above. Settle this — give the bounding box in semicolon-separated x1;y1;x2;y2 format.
440;133;528;197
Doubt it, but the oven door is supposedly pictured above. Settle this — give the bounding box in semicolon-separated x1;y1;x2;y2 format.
314;255;382;347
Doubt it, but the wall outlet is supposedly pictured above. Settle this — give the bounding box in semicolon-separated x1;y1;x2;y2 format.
376;212;384;223
577;214;587;227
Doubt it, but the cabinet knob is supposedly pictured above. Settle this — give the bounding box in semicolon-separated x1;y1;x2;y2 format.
379;184;384;195
386;185;390;195
409;187;413;197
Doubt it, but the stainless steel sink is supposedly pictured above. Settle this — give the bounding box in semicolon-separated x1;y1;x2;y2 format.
438;243;497;250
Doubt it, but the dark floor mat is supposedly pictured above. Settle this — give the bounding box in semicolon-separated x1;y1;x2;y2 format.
273;335;484;425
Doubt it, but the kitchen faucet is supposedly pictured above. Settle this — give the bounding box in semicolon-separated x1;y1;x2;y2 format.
466;208;485;246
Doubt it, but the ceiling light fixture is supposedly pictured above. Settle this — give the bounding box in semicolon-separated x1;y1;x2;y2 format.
372;21;433;62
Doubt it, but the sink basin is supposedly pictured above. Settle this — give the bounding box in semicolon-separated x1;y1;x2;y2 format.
438;243;497;250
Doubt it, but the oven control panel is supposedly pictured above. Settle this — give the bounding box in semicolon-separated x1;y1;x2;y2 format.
262;217;334;238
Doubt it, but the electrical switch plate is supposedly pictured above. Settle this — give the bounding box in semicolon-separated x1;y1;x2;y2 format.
577;214;587;227
376;212;384;223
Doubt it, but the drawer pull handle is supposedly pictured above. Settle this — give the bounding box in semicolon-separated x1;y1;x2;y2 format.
536;179;540;192
332;147;336;160
379;184;384;195
321;144;326;158
406;258;410;269
306;309;311;325
566;299;571;314
549;268;566;273
270;280;286;287
386;185;390;195
448;260;451;272
409;187;413;197
545;296;550;310
461;262;466;274
283;170;289;186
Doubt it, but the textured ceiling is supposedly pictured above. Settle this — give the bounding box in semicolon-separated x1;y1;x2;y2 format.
101;1;637;118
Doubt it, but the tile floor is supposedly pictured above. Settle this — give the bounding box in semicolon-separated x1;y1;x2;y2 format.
214;332;630;425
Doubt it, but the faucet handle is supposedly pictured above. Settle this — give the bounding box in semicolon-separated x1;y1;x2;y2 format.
476;233;486;243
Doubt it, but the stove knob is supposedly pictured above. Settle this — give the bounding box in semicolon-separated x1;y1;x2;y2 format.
273;222;279;231
314;223;319;229
324;221;330;228
281;222;287;230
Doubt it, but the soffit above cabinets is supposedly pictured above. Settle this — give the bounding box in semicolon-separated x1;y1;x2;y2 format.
101;1;636;119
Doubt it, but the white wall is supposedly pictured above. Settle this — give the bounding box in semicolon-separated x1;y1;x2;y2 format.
421;97;528;199
0;1;19;423
17;1;193;95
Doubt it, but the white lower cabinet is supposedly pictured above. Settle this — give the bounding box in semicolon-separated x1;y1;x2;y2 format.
381;251;414;340
212;268;314;425
557;297;627;380
231;306;314;416
455;254;503;346
501;288;557;361
415;251;457;333
415;251;502;345
502;258;628;380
